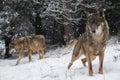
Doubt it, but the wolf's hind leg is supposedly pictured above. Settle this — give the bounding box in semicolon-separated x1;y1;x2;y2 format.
68;55;77;69
68;42;82;69
38;50;43;59
68;53;81;69
81;58;87;67
82;56;96;67
28;50;32;62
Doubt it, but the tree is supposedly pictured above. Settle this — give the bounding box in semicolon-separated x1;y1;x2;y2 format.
0;0;36;58
0;0;120;58
0;0;17;58
41;0;87;45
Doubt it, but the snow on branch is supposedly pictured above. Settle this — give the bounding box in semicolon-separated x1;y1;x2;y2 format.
42;0;85;25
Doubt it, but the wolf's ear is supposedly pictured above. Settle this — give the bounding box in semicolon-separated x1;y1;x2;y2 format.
97;8;105;17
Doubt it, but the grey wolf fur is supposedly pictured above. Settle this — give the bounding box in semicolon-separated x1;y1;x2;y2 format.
9;35;46;65
67;10;109;76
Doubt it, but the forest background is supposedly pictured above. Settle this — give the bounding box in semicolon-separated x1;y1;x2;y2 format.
0;0;120;58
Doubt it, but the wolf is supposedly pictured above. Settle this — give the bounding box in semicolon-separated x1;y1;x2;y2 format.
9;35;46;65
67;10;109;76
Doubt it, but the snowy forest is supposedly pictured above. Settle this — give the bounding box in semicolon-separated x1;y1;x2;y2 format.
0;0;120;80
0;0;120;59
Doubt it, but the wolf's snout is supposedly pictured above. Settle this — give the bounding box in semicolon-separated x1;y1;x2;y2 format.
9;49;16;54
91;29;96;33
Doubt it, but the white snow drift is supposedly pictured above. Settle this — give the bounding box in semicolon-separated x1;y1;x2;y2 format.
0;38;120;80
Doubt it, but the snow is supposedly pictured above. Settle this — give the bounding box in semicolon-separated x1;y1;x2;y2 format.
0;40;120;80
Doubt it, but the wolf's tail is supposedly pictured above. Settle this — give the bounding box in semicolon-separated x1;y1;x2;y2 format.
69;39;78;47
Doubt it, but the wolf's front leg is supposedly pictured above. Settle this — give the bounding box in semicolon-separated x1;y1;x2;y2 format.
87;53;93;76
99;51;104;74
16;52;24;65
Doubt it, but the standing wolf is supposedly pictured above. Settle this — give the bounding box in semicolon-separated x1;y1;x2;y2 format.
67;10;109;76
9;35;46;65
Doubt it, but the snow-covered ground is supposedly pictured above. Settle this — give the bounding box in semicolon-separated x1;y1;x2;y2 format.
0;38;120;80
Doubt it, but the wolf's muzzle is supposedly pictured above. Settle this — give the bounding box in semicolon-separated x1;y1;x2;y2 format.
91;29;96;33
9;49;16;54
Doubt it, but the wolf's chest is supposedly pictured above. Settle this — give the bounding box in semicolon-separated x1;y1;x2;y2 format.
90;41;105;50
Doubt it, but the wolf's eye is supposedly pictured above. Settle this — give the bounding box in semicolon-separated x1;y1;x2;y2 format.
9;45;13;48
98;22;104;27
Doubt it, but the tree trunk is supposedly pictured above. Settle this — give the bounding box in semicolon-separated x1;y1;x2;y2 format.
118;27;120;42
3;36;12;58
35;13;43;35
